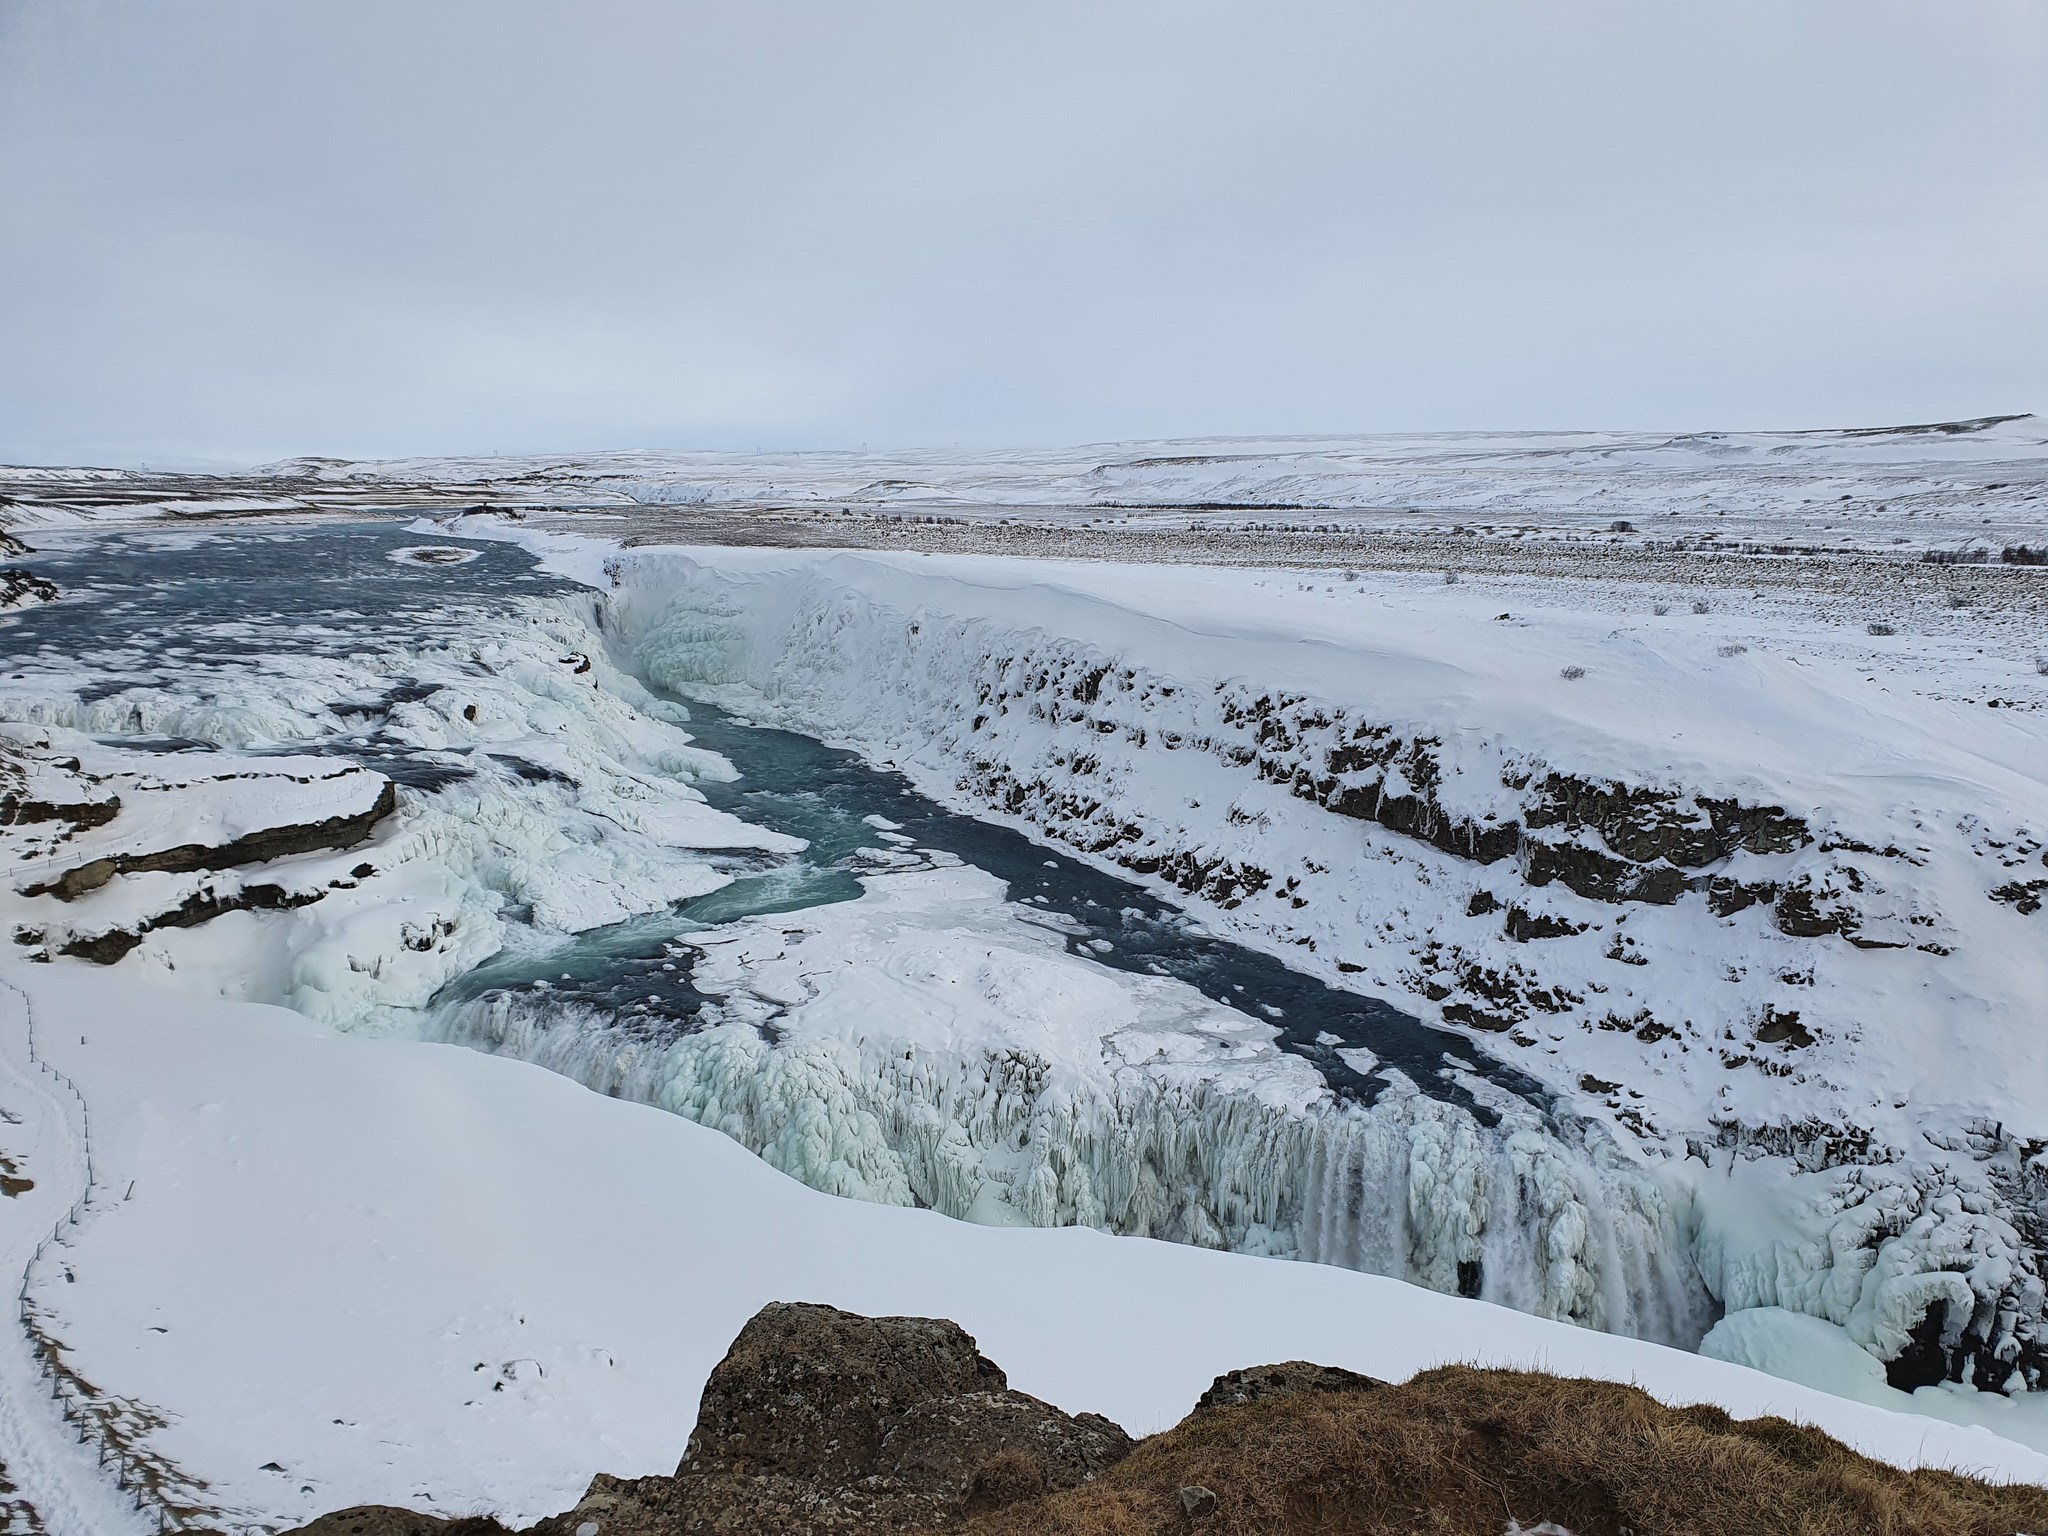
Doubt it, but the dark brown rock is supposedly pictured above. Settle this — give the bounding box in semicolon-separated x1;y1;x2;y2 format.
534;1303;1131;1535
284;1509;509;1535
26;778;396;902
0;787;120;832
55;881;329;965
1992;879;2048;915
1773;877;1861;939
1194;1361;1386;1412
1707;876;1777;917
0;568;57;609
1755;1006;1815;1048
55;927;144;964
1502;905;1588;942
1522;837;1690;906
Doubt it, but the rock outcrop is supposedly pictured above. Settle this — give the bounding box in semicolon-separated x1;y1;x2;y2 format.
23;778;397;903
279;1303;2048;1536
2;729;399;966
535;1302;1131;1534
289;1303;1131;1536
0;566;57;611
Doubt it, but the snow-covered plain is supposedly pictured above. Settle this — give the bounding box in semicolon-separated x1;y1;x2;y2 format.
8;417;2048;583
159;413;2048;528
0;426;2043;1531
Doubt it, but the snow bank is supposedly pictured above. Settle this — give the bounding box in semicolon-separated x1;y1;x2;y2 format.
8;964;2048;1536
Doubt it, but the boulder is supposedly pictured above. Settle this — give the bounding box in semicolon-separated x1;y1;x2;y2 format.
532;1302;1131;1534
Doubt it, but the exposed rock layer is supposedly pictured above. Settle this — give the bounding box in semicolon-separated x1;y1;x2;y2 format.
25;780;397;903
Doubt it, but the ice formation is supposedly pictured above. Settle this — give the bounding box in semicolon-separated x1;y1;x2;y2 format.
0;576;797;1026
437;857;1709;1345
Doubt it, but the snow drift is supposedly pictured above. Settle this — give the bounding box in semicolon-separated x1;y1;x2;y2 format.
9;965;2048;1536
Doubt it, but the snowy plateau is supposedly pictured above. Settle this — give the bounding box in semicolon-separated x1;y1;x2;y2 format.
0;419;2044;1532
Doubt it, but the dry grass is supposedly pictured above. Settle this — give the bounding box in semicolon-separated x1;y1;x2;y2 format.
957;1366;2048;1536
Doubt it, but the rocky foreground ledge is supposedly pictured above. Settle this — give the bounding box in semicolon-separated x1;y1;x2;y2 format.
280;1302;2047;1536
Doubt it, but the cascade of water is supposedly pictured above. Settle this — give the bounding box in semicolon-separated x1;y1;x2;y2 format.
429;989;1716;1348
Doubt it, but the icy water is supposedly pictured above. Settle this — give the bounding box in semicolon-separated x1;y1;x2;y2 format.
2;519;1538;1118
638;702;1543;1118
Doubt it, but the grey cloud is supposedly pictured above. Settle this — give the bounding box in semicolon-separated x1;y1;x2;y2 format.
1;0;2043;463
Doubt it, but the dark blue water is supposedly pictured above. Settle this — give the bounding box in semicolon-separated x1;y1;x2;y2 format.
2;520;1542;1121
1;522;574;664
663;702;1544;1119
1;523;584;789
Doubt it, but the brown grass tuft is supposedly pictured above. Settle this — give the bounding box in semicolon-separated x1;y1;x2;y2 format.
956;1365;2048;1536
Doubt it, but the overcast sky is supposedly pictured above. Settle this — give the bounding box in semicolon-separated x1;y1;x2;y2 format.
1;1;2043;465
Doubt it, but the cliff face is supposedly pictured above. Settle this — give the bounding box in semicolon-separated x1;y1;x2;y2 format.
283;1303;2048;1536
609;550;2048;1390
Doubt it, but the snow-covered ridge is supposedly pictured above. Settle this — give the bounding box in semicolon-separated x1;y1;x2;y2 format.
252;414;2048;513
591;542;2048;1390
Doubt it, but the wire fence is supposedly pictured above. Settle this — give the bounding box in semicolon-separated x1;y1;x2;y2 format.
5;980;205;1533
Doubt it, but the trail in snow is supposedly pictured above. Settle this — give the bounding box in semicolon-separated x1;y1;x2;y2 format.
0;983;156;1536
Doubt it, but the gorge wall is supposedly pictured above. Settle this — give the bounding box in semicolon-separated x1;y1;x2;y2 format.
606;548;2048;1389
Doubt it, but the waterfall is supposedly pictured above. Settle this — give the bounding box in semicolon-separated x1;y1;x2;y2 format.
430;989;1717;1349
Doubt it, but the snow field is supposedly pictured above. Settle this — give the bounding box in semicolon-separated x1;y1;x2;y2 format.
259;415;2048;533
0;982;156;1534
11;963;2048;1536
